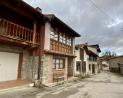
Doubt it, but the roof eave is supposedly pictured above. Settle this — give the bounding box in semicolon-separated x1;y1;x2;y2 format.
45;14;81;37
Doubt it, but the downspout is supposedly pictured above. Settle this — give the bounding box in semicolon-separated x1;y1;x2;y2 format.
37;26;42;81
37;21;44;86
31;19;37;82
80;48;83;76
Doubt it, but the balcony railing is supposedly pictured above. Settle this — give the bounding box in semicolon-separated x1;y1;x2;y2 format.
50;39;73;54
0;18;39;45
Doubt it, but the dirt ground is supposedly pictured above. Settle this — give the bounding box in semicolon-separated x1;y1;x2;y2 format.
0;70;123;98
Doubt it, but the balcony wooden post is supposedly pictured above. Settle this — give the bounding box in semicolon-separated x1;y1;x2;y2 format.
33;20;37;44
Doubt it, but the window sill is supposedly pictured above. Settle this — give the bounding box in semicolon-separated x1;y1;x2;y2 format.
53;69;64;71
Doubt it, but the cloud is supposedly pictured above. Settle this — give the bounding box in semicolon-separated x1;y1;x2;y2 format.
23;0;123;55
107;18;123;28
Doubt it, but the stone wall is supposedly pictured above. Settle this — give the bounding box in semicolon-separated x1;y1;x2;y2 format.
41;54;73;84
109;57;123;73
22;52;39;80
41;54;53;84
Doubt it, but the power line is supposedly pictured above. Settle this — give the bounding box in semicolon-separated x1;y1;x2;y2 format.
87;0;115;22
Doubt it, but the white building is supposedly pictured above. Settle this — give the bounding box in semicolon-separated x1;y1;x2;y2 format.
74;44;101;76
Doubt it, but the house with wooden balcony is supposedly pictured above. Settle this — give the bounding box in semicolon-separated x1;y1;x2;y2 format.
0;0;44;87
40;14;80;84
74;44;101;77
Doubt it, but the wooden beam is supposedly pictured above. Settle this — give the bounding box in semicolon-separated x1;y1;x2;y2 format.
17;53;23;79
1;1;35;20
33;20;37;44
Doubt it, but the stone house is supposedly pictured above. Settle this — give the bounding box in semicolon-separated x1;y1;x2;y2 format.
74;44;101;76
0;0;80;87
41;14;80;84
108;56;123;74
0;0;44;86
98;56;110;70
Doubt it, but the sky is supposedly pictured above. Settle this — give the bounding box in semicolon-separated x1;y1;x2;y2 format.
23;0;123;56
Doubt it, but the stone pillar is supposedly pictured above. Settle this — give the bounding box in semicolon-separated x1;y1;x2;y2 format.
64;57;68;80
48;55;53;83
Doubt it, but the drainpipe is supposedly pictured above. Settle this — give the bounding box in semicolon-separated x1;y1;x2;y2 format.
37;22;44;86
31;19;37;83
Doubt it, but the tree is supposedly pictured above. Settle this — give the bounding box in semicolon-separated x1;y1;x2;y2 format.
101;50;117;57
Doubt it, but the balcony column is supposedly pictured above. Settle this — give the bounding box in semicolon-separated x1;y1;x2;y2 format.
72;37;75;54
33;19;37;44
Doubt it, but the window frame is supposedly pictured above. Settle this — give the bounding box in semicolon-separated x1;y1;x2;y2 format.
53;58;65;70
50;28;58;41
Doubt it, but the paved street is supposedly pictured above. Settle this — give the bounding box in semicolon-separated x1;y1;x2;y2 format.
0;70;123;98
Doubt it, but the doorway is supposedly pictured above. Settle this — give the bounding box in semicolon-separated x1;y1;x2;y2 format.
92;64;95;74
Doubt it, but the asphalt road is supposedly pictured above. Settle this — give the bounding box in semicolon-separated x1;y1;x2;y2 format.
0;70;123;98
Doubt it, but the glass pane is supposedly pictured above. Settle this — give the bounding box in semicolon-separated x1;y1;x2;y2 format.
50;31;54;35
60;38;62;42
60;59;63;63
54;34;58;40
56;63;59;69
56;59;59;63
60;63;63;69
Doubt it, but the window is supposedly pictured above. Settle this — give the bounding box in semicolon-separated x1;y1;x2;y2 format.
50;31;55;39
50;29;73;54
82;62;86;73
75;47;78;50
53;58;65;69
67;37;72;46
89;56;97;61
59;33;67;44
89;64;91;70
63;35;66;44
59;34;63;43
50;28;58;41
54;33;58;41
76;61;81;71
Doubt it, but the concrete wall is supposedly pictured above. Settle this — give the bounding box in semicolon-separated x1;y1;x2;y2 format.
74;48;81;75
75;48;80;60
87;61;98;74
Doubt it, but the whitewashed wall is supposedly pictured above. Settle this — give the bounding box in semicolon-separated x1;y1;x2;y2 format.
44;22;51;50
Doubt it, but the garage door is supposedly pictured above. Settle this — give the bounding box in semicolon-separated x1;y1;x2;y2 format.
0;52;19;81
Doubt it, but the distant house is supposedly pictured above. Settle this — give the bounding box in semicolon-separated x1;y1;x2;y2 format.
74;44;101;76
99;56;110;70
108;56;123;74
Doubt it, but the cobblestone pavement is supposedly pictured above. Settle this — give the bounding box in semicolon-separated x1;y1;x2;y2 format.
0;70;123;98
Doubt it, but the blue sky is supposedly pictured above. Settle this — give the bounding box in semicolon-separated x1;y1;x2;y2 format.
23;0;123;55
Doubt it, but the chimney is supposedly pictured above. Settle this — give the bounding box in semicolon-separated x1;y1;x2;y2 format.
36;7;42;13
85;42;88;45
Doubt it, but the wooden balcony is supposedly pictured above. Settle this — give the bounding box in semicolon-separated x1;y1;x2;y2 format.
50;39;73;54
0;18;40;47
